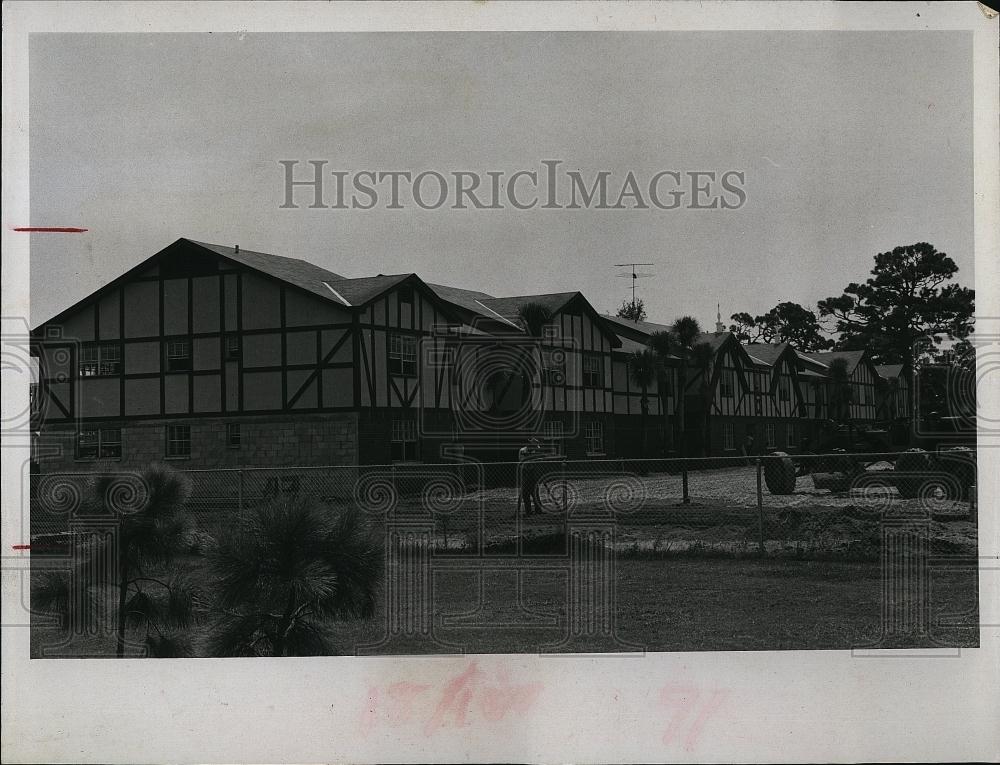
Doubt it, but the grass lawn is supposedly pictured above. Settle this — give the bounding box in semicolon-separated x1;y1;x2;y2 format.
302;557;979;655
31;555;979;656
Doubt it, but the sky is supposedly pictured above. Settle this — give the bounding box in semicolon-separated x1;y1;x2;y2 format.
28;31;974;329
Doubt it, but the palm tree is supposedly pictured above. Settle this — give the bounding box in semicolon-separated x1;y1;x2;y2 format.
628;348;657;459
207;498;382;657
517;302;553;338
669;316;703;455
828;357;854;442
647;330;677;454
33;463;198;657
690;342;716;456
516;301;554;427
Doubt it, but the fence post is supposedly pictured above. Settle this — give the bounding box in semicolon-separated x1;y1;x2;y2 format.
756;458;765;556
681;462;690;504
562;459;567;515
238;468;245;519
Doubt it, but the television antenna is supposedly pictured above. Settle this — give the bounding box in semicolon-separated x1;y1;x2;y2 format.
614;262;655;303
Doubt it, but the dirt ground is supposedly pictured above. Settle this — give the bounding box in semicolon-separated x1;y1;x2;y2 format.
422;465;977;558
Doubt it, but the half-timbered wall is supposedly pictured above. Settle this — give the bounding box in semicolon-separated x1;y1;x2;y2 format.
849;362;879;422
34;260;355;424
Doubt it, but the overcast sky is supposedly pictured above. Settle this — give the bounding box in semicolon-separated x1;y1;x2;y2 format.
29;31;973;328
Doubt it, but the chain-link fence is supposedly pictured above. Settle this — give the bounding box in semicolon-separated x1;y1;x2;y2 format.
29;448;977;559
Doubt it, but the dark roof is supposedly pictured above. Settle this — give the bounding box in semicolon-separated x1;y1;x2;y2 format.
602;314;674;336
615;336;654;355
800;349;866;374
187;239;347;302
742;342;791;367
321;274;413;306
876;364;904;379
691;331;732;353
477;292;580;321
423;282;523;329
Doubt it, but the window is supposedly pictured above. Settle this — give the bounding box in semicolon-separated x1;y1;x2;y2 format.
78;342;121;377
543;421;565;454
722;422;735;451
786;423;796;448
764;423;776;449
584;421;604;454
76;429;98;460
860;385;870;405
398;285;414;305
388;333;417;377
76;428;121;460
582;353;603;388
166;339;192;372
227;423;241;449
720;369;735;398
99;428;122;458
166;425;191;458
225;334;241;361
778;377;790;401
391;418;418;461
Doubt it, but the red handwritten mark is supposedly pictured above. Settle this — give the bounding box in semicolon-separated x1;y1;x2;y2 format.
478;668;543;722
659;684;730;751
363;662;544;736
424;662;481;735
11;544;31;550
13;227;88;233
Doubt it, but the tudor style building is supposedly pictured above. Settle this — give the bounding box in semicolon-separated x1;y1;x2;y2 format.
30;237;914;470
30;238;626;470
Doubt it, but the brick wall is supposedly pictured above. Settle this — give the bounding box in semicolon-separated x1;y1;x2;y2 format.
34;413;359;473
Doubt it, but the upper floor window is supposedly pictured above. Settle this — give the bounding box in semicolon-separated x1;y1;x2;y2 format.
79;342;121;377
226;423;241;449
165;339;192;372
389;333;417;376
582;353;603;388
778;377;791;401
398;285;414;305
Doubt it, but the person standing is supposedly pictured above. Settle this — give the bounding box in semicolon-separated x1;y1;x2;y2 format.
518;437;543;517
741;430;756;466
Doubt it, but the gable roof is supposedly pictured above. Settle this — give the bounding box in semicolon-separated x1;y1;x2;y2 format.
742;342;794;368
476;292;580;321
601;314;675;340
799;349;866;374
186;239;346;301
320;273;414;306
876;363;905;379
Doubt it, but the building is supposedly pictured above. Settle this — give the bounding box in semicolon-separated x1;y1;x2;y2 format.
30;238;625;470
29;237;914;471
